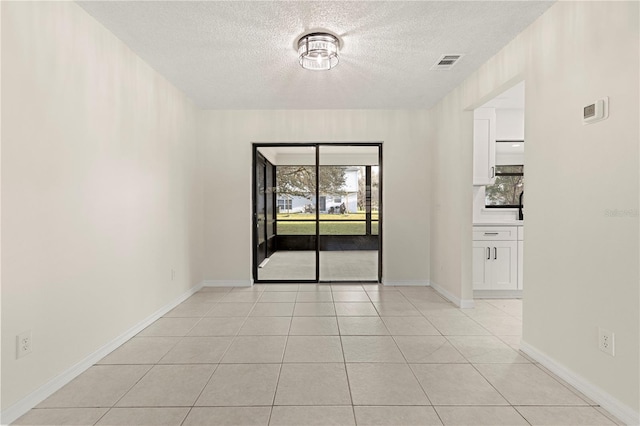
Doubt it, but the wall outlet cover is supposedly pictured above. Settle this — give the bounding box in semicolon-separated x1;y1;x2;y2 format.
17;330;33;359
598;327;615;356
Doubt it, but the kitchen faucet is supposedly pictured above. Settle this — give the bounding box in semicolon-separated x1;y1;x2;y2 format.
518;191;524;221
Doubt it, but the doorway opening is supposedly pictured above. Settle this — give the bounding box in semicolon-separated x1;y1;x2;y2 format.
472;81;525;300
252;143;382;283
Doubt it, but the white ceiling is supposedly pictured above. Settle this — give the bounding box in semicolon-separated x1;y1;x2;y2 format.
77;1;553;110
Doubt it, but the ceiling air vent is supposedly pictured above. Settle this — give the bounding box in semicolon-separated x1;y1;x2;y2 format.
430;54;463;70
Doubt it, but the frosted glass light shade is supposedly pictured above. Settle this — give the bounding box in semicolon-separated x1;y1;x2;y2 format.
297;33;339;71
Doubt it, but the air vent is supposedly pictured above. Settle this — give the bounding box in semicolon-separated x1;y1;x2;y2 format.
430;54;464;70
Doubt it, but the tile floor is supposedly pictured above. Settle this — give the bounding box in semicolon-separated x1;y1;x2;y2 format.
257;251;378;281
15;284;623;426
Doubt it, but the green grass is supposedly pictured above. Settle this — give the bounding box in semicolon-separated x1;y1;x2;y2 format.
276;211;379;235
277;212;379;220
277;220;379;235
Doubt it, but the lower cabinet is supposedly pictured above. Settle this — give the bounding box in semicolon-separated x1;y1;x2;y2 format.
517;240;524;290
473;237;518;291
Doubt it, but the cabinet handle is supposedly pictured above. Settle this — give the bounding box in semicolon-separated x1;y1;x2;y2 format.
491;166;495;178
484;232;499;236
494;247;497;260
487;247;490;260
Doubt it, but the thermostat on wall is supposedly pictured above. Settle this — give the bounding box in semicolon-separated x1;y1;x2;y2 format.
583;97;608;124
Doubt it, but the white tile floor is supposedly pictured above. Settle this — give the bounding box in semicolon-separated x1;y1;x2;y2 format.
15;285;623;426
258;251;378;281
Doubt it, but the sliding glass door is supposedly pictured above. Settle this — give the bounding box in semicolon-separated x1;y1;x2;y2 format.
253;143;382;283
254;145;317;282
318;146;380;281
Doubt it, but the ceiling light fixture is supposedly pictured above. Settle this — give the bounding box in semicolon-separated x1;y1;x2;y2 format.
297;32;339;71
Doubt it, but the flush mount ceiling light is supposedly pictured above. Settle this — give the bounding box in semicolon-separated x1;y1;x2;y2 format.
297;32;339;71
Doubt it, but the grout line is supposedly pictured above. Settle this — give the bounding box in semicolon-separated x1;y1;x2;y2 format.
511;406;534;426
179;407;193;426
28;288;620;426
468;362;514;407
91;407;110;425
335;290;358;426
531;363;600;406
267;363;284;424
430;405;446;426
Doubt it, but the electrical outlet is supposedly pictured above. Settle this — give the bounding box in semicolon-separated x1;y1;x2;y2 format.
17;330;32;359
598;327;615;356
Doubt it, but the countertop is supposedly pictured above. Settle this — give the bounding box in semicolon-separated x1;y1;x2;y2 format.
473;221;524;227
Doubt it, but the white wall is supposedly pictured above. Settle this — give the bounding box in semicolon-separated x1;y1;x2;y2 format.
430;0;639;421
1;1;202;413
200;110;430;286
429;91;475;305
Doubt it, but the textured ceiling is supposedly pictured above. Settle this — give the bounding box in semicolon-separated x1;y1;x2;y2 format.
77;1;553;109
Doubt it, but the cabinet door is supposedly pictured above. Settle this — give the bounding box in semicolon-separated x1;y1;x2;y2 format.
473;108;496;185
472;241;492;290
517;240;524;290
492;241;518;290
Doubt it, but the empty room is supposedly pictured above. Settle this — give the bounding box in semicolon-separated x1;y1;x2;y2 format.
1;1;638;425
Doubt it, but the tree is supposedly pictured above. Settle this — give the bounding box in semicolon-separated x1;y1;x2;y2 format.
276;166;346;200
485;165;524;205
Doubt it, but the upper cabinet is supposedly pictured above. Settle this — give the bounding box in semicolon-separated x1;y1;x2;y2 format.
495;109;525;140
495;109;525;166
473;108;496;186
473;107;525;186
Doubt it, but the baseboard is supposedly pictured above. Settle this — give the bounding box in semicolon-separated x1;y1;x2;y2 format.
474;289;522;299
381;279;429;287
430;280;475;309
202;280;252;287
0;282;204;426
520;340;639;426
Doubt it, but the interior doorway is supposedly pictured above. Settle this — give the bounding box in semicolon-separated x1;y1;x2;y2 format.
252;143;382;283
471;81;525;300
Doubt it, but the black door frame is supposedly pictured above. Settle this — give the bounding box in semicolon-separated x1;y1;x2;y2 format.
254;152;277;269
252;142;383;283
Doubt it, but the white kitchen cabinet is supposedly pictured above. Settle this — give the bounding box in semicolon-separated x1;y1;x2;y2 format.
473;241;492;290
473;226;517;241
517;227;524;290
473;108;496;185
473;239;518;291
517;240;524;290
492;241;518;289
473;226;520;293
495;109;525;140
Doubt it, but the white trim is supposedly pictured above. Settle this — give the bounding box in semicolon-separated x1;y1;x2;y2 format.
381;279;429;287
474;289;522;299
0;282;204;426
203;279;252;288
520;340;639;426
430;280;475;309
